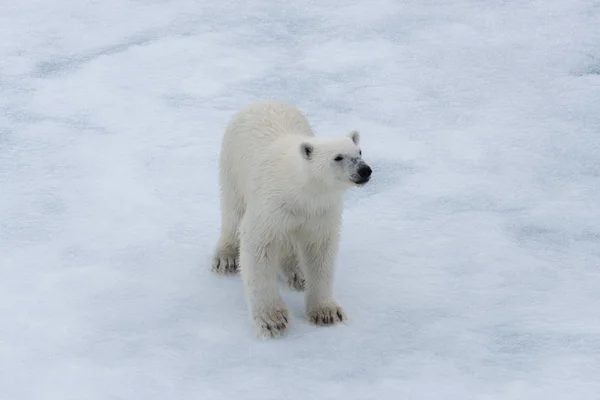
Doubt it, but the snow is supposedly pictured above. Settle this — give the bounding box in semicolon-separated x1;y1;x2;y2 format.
1;0;600;398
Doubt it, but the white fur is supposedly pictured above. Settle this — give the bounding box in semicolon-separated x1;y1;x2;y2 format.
212;100;371;338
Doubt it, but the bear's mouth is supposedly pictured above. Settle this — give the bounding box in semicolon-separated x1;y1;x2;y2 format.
352;177;370;186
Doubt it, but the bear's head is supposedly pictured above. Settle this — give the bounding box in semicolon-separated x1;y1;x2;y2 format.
299;130;372;191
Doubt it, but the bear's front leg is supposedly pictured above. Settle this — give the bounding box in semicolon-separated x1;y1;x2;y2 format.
299;232;347;326
239;218;290;339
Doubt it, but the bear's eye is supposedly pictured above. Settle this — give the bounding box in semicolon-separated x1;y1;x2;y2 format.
334;155;343;162
359;149;362;156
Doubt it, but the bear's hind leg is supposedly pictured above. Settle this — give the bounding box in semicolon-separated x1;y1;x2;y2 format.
212;187;244;275
279;241;305;292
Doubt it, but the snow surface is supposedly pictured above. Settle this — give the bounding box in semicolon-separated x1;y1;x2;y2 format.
2;0;600;399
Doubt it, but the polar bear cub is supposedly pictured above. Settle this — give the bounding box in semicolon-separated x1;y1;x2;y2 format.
212;100;372;338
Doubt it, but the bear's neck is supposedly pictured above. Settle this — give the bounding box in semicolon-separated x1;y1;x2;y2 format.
288;174;344;207
282;188;343;219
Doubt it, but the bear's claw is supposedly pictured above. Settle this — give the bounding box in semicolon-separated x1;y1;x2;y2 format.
287;273;306;292
307;303;347;326
254;308;290;339
212;253;239;275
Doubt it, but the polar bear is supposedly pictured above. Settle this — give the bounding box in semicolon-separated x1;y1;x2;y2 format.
211;100;372;338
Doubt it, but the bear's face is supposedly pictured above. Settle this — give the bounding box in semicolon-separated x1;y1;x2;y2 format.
300;131;372;191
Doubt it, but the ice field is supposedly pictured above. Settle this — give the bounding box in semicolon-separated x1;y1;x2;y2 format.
1;0;600;398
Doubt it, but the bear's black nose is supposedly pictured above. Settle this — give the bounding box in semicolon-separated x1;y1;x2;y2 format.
358;164;372;179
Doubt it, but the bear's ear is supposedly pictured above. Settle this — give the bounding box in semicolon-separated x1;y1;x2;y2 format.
300;142;314;160
348;130;360;145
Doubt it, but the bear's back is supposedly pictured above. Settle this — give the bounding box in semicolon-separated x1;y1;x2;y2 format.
226;100;314;144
